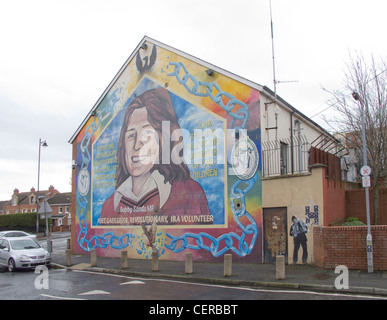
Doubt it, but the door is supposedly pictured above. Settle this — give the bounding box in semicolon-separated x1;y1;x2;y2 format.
263;207;288;264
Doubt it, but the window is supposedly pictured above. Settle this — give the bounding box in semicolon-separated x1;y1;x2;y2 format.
0;240;10;251
65;206;69;213
59;206;63;213
12;197;17;206
280;142;288;175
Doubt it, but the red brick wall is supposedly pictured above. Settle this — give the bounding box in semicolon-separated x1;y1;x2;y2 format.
346;188;387;225
323;177;346;226
313;225;387;271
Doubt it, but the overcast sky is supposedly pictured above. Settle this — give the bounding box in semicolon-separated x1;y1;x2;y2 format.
0;0;386;200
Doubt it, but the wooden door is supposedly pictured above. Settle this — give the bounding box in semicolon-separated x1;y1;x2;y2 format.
263;207;288;264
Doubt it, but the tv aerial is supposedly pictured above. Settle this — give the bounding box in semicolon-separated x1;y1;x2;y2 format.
269;0;299;100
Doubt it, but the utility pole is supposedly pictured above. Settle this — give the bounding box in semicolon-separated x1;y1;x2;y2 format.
352;91;373;273
36;139;48;234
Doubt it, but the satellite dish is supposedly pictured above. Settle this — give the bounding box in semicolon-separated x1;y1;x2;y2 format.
274;105;281;115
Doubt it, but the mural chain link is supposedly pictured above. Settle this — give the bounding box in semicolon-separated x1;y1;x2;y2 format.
166;62;258;257
76;89;135;252
76;62;258;258
167;62;249;130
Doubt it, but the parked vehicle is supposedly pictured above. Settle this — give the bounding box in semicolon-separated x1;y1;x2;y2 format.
0;231;37;240
0;237;51;272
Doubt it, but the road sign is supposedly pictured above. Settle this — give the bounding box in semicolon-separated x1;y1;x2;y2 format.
362;176;371;188
38;198;52;218
360;166;371;176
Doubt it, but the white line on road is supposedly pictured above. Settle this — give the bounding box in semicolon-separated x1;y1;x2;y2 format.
78;290;111;296
120;280;146;285
71;269;387;300
40;294;86;300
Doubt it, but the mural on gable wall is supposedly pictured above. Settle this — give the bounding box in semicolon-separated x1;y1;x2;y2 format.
73;42;262;262
287;206;319;265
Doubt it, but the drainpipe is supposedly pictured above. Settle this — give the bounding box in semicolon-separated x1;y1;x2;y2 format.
290;111;294;174
295;119;302;172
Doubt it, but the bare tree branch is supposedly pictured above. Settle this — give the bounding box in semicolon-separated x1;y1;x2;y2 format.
323;52;387;224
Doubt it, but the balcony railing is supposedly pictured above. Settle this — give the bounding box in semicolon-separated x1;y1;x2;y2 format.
262;136;310;177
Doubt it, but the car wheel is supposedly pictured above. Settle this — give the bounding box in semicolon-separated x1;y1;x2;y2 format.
8;258;16;272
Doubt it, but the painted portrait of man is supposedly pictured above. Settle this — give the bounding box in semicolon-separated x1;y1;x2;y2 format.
98;86;213;226
289;216;308;264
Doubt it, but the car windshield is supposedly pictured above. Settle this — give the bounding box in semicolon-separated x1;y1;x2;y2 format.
10;239;41;250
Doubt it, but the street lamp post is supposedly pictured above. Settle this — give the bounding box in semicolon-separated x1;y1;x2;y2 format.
352;91;374;273
36;138;48;235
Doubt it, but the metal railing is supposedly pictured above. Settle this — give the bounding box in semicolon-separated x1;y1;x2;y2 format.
262;136;310;177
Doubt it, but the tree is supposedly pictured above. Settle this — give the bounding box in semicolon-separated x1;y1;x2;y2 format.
323;52;387;224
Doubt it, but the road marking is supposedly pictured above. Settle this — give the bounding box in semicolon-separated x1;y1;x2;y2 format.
69;263;92;270
40;294;86;300
120;280;145;285
72;269;387;300
78;290;110;295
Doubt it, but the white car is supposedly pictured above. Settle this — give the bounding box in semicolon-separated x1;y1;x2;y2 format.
0;230;37;240
0;237;51;272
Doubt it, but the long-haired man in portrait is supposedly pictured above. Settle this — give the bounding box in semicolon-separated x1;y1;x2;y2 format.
100;87;212;225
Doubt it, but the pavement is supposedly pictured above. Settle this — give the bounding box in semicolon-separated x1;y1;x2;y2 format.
47;232;387;298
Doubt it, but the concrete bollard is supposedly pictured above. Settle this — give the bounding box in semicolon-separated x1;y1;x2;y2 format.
224;254;232;277
65;249;72;267
152;252;159;272
185;252;193;274
276;255;285;280
91;249;97;267
47;240;53;253
121;250;128;269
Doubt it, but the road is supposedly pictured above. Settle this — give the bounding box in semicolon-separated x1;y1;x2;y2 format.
0;264;383;301
0;234;384;302
38;233;69;252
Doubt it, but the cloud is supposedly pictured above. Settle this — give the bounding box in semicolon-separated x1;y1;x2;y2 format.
0;159;71;198
1;0;387;201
